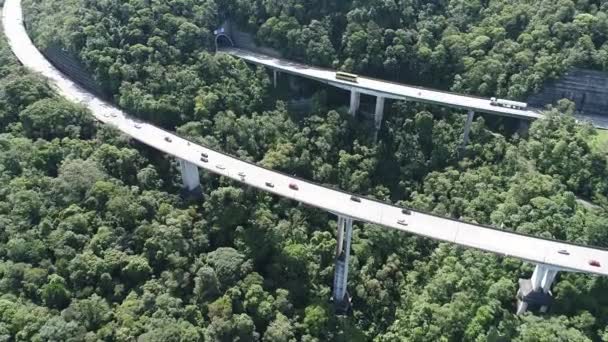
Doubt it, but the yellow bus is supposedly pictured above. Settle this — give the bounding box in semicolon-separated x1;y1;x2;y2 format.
336;71;358;83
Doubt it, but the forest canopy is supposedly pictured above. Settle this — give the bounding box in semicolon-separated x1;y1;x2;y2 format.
0;0;607;340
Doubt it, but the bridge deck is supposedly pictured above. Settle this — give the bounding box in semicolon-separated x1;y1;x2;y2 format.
224;48;608;129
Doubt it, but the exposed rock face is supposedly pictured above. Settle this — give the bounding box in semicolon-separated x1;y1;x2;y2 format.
217;20;282;57
528;68;608;117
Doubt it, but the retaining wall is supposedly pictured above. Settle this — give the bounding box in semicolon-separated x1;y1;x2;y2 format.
42;43;107;99
527;68;608;117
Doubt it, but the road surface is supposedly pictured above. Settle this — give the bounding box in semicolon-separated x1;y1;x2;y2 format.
224;47;608;129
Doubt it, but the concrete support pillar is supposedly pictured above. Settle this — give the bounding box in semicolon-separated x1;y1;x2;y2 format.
178;158;201;192
332;215;354;314
530;264;558;292
373;96;386;141
460;110;475;150
516;299;529;315
517;119;530;137
273;70;278;88
374;96;385;130
349;90;360;116
288;75;300;92
516;264;559;315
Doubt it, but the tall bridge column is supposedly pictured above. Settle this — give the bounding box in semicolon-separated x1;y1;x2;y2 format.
178;158;201;193
332;215;354;314
374;96;385;130
517;119;530;137
459;110;475;155
349;90;360;116
273;70;278;88
516;264;559;314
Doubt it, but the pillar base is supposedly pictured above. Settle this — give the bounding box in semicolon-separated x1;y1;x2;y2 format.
516;278;554;314
180;185;203;200
331;290;352;315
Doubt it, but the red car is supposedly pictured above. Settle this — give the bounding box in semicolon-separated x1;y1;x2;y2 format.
289;183;299;190
589;260;601;267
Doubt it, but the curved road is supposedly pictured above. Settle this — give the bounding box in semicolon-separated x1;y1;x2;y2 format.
225;47;608;129
3;0;608;276
223;48;542;121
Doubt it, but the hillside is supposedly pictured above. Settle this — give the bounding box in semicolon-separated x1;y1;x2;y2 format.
1;0;607;340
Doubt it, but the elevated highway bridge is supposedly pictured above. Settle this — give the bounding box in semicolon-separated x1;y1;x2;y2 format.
221;47;608;145
4;0;607;314
222;48;542;120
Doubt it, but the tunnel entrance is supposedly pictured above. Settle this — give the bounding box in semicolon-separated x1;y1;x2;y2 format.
215;34;234;50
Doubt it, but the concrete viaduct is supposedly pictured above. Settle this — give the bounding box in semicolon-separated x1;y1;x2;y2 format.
4;0;608;315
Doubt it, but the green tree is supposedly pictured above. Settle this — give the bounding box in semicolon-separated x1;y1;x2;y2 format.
19;99;94;139
263;313;296;342
41;275;71;309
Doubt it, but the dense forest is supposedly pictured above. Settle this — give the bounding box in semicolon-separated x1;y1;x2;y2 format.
0;0;607;340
